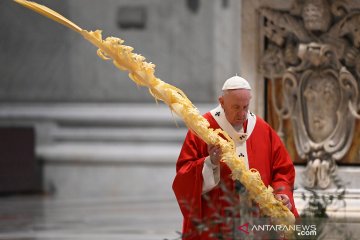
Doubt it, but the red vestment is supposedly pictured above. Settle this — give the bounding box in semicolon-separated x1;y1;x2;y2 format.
172;111;299;239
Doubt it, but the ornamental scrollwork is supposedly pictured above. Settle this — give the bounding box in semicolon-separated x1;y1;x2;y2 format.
260;0;360;188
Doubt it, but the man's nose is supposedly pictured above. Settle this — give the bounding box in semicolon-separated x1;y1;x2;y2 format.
238;110;247;118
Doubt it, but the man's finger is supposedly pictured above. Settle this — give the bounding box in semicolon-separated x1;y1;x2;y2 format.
275;194;292;210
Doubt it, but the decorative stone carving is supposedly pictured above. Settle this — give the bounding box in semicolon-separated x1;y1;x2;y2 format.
260;0;360;188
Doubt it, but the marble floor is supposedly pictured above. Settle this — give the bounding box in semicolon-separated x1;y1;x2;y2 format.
2;194;360;240
0;195;182;240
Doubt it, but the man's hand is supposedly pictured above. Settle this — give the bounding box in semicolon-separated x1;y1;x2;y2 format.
207;144;222;166
275;193;292;210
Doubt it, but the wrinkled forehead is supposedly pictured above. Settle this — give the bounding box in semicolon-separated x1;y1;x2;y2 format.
223;89;252;97
222;89;252;105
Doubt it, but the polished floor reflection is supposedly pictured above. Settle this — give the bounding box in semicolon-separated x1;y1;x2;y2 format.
0;195;182;240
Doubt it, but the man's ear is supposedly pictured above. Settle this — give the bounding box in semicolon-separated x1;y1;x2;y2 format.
219;96;224;108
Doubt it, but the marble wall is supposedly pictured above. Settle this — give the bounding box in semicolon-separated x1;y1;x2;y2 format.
1;0;242;103
0;0;243;200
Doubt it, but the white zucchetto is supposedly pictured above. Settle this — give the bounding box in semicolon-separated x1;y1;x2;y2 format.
222;76;251;90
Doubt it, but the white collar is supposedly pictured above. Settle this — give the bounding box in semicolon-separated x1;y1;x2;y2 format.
210;105;256;144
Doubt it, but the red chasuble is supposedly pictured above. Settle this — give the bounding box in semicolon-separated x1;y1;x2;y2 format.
172;111;299;239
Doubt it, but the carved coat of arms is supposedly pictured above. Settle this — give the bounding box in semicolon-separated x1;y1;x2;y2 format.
260;0;360;188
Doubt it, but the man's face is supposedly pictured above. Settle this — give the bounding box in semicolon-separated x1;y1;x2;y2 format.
219;89;251;127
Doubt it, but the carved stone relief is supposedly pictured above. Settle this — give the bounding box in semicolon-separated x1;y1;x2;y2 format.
260;0;360;188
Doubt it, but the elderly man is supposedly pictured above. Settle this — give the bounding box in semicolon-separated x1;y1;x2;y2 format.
173;76;298;239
